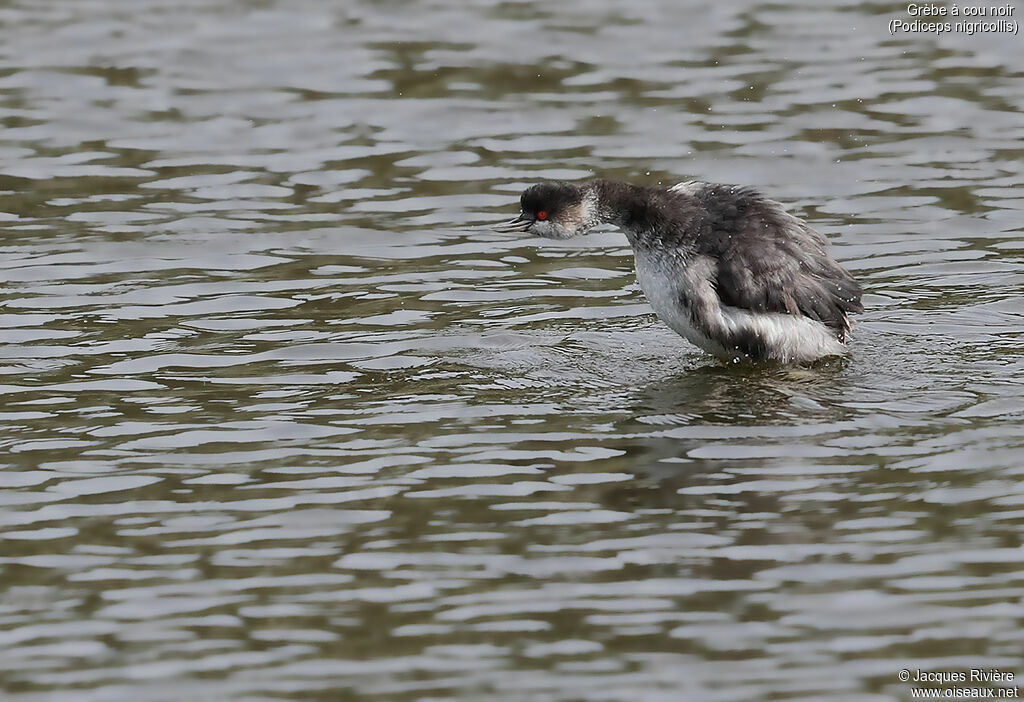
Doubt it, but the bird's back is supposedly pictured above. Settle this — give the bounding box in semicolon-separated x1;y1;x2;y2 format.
626;181;862;362
667;182;862;339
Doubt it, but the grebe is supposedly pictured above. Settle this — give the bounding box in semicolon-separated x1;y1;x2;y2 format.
494;179;863;364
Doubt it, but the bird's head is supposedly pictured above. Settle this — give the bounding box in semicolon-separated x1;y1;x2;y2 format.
493;181;594;239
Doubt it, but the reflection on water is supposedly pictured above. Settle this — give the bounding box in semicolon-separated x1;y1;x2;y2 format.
2;0;1024;699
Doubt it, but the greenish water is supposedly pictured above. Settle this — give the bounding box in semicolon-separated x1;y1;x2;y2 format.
2;1;1024;700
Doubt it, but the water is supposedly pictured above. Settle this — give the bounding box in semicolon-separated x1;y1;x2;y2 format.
2;0;1024;700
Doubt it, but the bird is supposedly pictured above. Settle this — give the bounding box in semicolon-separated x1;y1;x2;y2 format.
493;179;863;364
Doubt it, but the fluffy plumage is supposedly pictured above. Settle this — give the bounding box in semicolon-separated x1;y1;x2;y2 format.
494;179;863;363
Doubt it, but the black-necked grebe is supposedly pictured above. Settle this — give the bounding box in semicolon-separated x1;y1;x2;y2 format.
494;179;863;364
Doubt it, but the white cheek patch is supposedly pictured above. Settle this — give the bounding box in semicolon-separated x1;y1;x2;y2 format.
530;188;599;239
579;190;600;229
534;221;575;239
556;203;584;228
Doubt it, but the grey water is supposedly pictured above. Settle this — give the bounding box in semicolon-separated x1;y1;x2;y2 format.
2;1;1024;700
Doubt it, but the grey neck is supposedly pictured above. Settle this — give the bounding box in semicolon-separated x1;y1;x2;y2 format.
582;179;655;247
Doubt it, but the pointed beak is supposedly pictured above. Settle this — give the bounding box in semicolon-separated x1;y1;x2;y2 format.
492;213;533;233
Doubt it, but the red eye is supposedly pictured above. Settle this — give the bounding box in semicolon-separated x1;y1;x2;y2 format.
536;210;547;220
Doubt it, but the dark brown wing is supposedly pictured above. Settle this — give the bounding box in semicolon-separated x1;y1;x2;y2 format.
693;188;863;340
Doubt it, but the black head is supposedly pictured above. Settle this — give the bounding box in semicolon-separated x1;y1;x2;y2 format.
493;181;591;239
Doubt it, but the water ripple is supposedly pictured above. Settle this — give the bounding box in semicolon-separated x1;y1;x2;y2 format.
2;0;1023;699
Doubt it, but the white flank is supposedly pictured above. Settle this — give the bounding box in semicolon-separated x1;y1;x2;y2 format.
634;251;846;363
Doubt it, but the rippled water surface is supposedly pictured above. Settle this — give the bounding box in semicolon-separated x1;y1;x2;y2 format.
2;1;1024;700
